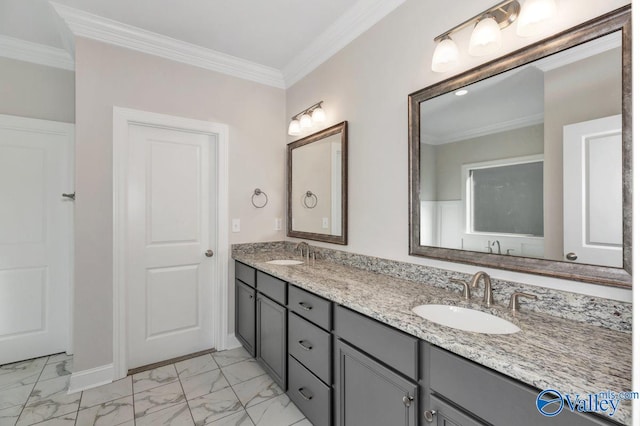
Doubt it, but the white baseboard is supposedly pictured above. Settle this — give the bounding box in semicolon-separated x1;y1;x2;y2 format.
68;364;114;394
224;333;241;350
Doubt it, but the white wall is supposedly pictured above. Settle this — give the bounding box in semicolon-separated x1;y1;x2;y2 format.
286;0;632;302
0;57;75;123
74;38;286;371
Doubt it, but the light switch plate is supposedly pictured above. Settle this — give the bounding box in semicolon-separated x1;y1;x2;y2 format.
232;219;241;233
322;217;329;229
275;218;282;231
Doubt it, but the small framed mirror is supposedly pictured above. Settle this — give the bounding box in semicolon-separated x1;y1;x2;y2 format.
409;7;631;287
288;121;348;244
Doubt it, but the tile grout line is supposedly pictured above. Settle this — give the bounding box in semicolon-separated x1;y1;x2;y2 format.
131;371;136;426
13;355;50;425
173;361;198;425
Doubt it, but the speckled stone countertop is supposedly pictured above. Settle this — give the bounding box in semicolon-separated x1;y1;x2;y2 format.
233;250;633;425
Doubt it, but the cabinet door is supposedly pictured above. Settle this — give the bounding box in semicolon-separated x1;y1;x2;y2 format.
235;279;255;356
256;293;287;390
430;395;486;426
335;339;418;426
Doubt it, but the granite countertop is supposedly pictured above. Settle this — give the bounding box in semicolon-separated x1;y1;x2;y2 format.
233;250;633;425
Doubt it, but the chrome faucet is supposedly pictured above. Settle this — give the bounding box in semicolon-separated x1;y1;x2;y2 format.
470;271;493;306
295;242;310;263
491;240;502;255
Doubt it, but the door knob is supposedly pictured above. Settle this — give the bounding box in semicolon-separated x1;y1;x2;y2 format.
566;252;578;261
205;250;214;257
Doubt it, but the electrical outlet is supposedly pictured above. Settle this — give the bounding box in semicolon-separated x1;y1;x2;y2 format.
322;217;329;229
275;218;282;231
232;219;241;233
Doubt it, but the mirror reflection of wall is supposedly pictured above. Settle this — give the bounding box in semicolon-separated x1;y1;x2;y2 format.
419;32;622;268
291;134;342;236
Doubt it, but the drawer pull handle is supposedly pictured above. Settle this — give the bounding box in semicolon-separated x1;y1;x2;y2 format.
298;387;313;401
298;302;313;311
298;340;313;351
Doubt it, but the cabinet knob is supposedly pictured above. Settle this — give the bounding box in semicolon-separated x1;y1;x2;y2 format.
424;409;436;422
205;249;214;257
297;340;313;351
297;387;313;401
402;395;414;407
566;252;578;261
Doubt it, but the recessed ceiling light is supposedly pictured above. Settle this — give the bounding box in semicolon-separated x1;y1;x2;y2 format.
455;89;469;96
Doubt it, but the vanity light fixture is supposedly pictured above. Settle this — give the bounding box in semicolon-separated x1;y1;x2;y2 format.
288;101;326;136
430;0;556;72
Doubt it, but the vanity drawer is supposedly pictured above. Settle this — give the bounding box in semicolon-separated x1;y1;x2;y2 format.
256;271;287;305
288;312;331;384
288;355;331;426
235;261;255;287
334;305;418;380
429;346;615;426
288;285;332;330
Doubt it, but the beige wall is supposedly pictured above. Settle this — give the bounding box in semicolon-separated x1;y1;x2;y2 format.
0;57;75;123
74;38;286;371
543;48;622;261
427;124;543;201
286;0;630;298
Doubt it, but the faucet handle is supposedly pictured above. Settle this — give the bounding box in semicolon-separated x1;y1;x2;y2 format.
449;279;470;300
508;292;538;313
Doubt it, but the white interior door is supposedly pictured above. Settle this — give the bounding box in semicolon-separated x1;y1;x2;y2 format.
127;124;216;369
563;114;622;267
0;115;73;365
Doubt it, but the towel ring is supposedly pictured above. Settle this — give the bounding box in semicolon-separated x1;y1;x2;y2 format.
303;191;318;209
252;188;268;208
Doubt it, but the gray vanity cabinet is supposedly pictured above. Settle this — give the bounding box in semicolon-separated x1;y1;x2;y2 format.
334;306;419;426
234;279;255;356
234;262;256;356
426;346;618;426
255;271;288;390
335;339;418;426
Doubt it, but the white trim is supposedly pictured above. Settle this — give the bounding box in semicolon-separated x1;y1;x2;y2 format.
534;32;621;72
50;2;285;89
282;0;407;87
0;35;75;71
68;364;114;394
225;333;242;350
113;107;230;380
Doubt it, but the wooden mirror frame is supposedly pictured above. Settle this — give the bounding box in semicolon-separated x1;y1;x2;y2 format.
409;6;631;287
288;121;348;245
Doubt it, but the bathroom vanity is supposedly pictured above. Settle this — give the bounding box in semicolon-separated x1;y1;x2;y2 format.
232;248;631;426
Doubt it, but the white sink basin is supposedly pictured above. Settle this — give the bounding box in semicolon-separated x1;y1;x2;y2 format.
412;304;520;334
265;259;304;265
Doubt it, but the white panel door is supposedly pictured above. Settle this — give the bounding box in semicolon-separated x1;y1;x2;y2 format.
0;115;73;364
127;124;215;369
563;115;622;267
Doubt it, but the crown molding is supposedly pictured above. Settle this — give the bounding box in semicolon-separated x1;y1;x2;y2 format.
0;35;74;71
534;31;621;72
282;0;407;87
49;2;286;89
424;113;544;145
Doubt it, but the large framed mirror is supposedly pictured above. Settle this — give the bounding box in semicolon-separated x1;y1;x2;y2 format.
288;121;348;244
409;7;631;287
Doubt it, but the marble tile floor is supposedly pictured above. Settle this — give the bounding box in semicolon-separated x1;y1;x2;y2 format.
0;348;311;426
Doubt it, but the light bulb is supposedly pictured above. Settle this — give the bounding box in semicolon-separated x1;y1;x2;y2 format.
517;0;557;37
468;16;502;57
431;36;460;73
299;113;312;130
288;119;301;136
312;106;326;123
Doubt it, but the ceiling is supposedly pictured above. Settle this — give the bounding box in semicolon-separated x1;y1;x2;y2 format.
0;0;404;86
